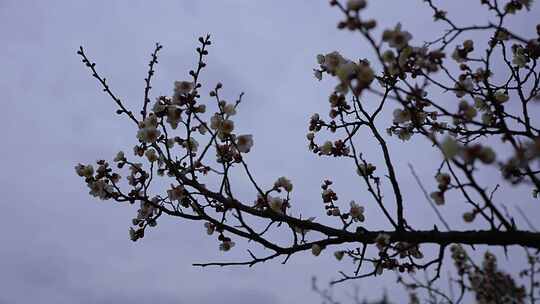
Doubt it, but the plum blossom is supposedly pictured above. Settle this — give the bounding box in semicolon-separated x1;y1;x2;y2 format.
173;81;193;98
167;184;185;202
183;137;199;153
145;149;158;162
318;51;347;74
137;115;161;143
166;105;182;129
375;233;391;251
88;179;114;200
75;164;94;178
274;176;293;192
382;23;412;49
236;134;254;153
320;141;333;155
222;103;236;116
349;200;365;222
268;196;284;214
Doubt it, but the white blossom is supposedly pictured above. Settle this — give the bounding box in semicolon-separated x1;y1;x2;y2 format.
75;164;94;178
223;103;236;116
441;136;460;159
137;115;161;143
167;184;185;202
88;179;113;200
173;81;194;96
320;141;333;155
382;23;412;49
145;149;158;162
113;151;125;162
166;105;182;129
274;176;293;192
375;233;391;251
236;134;254;153
349;200;365;222
183;137;199;152
268;196;284;214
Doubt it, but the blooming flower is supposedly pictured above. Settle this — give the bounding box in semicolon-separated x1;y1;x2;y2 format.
173;81;193;96
274;176;293;192
383;23;412;49
236;134;254;153
183;137;199;152
145;148;158;162
137;115;161;143
222;103;236;116
349;200;365;222
320;141;333;155
375;233;391;251
392;108;411;124
268;196;284;214
167;184;185;202
318;51;347;74
454;78;474;98
75;164;94;178
441;136;460;159
113;151;125;162
166;105;182;129
88;179;113;200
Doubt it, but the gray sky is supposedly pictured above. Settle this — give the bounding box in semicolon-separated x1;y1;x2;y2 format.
1;1;539;303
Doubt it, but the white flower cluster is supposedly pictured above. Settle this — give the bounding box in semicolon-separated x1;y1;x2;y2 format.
75;164;94;178
382;23;412;50
137;114;161;143
315;51;375;95
451;248;527;304
167;184;187;207
374;233;391;251
440;136;496;164
75;162;116;200
132;197;158;227
173;81;194;103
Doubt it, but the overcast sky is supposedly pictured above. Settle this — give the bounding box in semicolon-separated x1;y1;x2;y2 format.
2;1;539;303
